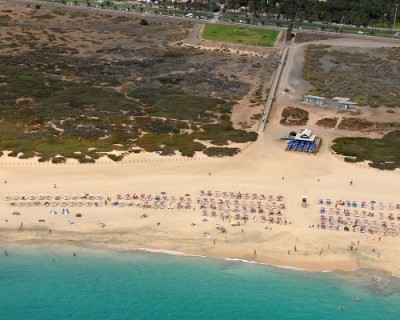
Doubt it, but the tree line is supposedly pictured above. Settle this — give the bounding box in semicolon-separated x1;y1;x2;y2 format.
61;0;399;28
222;0;399;27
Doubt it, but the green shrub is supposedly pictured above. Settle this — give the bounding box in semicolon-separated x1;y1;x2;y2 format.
332;130;400;170
204;147;240;157
107;154;124;162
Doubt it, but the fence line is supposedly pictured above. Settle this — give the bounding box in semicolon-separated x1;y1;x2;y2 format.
0;142;255;167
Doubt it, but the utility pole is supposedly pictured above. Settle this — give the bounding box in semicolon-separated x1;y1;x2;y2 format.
393;4;399;32
340;15;344;32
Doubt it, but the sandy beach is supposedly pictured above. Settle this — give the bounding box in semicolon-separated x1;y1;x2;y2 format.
1;124;399;275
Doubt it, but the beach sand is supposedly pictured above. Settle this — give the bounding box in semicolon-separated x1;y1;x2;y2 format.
1;125;399;275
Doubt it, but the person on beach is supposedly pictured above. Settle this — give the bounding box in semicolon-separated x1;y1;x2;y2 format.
54;184;57;189
19;222;23;230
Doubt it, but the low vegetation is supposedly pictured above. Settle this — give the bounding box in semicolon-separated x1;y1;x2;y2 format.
337;118;400;132
337;118;374;131
331;130;400;170
280;107;309;126
302;45;400;108
315;117;338;128
0;3;280;162
203;24;279;47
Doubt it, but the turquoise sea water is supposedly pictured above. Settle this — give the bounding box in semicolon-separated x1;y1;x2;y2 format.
0;244;399;320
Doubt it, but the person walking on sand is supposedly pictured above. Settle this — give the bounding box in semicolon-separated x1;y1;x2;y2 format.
54;184;57;189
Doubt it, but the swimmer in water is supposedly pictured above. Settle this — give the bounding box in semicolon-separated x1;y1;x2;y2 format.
353;297;360;302
337;306;345;311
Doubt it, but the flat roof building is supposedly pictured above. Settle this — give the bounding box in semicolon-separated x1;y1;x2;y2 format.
303;95;327;106
332;97;358;109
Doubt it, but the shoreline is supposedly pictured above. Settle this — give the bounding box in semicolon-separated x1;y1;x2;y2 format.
1;148;399;277
0;226;397;277
4;232;400;298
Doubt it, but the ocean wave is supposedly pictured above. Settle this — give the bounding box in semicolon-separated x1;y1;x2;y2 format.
275;265;307;271
224;258;260;264
111;246;207;259
224;258;307;272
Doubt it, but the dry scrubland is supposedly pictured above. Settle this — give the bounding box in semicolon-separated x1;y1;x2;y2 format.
292;43;400;170
302;44;400;108
0;2;280;162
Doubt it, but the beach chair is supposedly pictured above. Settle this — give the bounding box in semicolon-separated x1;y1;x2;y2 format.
361;211;366;218
361;201;367;208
